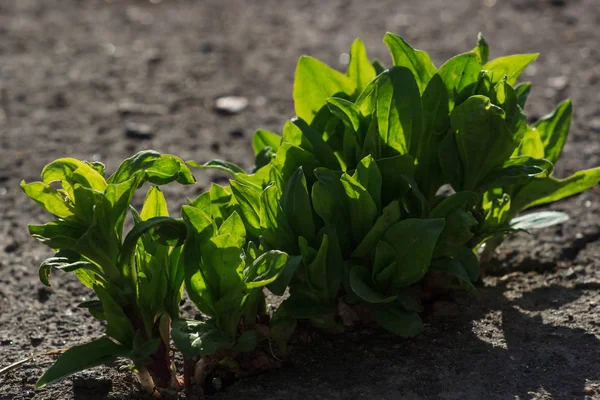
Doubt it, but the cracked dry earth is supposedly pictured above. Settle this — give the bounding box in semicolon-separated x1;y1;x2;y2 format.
1;0;599;399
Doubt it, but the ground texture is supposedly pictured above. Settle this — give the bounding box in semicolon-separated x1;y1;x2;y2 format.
1;0;599;399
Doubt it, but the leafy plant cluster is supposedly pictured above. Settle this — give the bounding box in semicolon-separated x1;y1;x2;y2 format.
22;33;600;395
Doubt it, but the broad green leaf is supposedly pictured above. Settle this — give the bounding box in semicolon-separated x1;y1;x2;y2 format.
340;173;378;244
481;156;553;191
451;96;519;190
354;155;382;210
510;211;569;230
430;258;477;293
327;97;362;132
187;159;246;176
252;129;281;155
21;182;76;219
204;233;245;297
171;319;230;358
244;250;289;289
379;218;445;290
438;52;481;111
109;151;194;185
27;221;83;253
293;56;356;123
140;186;169;220
534;99;572;164
372;59;386;75
371;304;422;337
414;74;449;198
376;67;423;156
232;330;257;353
376;154;416;205
361;113;382;160
42;158;107;192
288;117;341;170
349;265;396;303
346;38;377;92
36;337;129;388
208;183;234;226
483;53;539;85
430;191;478;219
280;167;316;241
472;32;489;64
515;82;532;109
453;246;480;282
260;183;297;253
267;255;302;296
95;287;135;347
383;32;436;93
272;143;319;184
438;132;463;190
511;167;600;212
218;211;246;247
514;127;544;159
352;201;402;259
491;78;526;135
230;180;262;237
39;252;102;287
311;169;353;254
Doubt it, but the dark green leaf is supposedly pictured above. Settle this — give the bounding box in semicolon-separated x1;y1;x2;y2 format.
171;319;231;358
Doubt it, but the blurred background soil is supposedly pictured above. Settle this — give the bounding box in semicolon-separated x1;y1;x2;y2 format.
0;0;599;398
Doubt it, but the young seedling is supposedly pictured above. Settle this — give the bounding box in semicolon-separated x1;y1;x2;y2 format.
22;151;195;395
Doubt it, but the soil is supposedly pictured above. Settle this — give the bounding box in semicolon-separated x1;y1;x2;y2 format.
1;0;599;399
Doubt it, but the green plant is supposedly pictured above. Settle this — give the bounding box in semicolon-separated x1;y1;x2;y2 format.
21;151;194;394
191;32;600;340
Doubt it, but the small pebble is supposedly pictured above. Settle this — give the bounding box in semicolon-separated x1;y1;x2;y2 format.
548;76;568;91
215;96;248;115
125;122;153;140
589;117;600;133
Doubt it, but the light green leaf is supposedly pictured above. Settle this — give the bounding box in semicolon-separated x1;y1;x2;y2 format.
483;53;539;85
244;250;289;289
252;129;281;155
472;32;489;64
438;52;481;111
534;99;572;164
36;337;129;388
327;97;362;132
21;182;76;219
346;38;377;92
294;56;356;123
171;319;230;358
383;32;436;93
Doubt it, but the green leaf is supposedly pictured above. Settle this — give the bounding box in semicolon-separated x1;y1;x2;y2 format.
438;132;463;190
272;143;320;184
280;167;316;241
383;32;436;93
232;330;257;352
252;129;281;155
414;73;450;198
349;265;396;303
171;319;230;358
218;211;246;247
36;337;129;388
95;287;135;347
327;97;362;132
472;32;489;64
346;38;377;92
534;99;572;164
514;127;545;159
230;180;262;237
378;218;445;290
371;304;422;337
376;67;423;156
451;96;519;190
204;233;245;297
510;211;569;230
266;255;302;296
260;183;297;253
430;258;477;293
351;201;402;259
515;82;532;109
483;53;539;85
438;52;481;111
21;182;76;219
511;167;600;212
244;250;289;289
42;158;107;192
109;151;194;185
376;154;416;205
140;186;169;220
481;156;553;191
288;117;341;170
340;173;378;244
294;56;356;123
354;155;382;210
188;159;246;176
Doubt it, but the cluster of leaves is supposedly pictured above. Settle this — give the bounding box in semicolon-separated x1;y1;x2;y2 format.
22;33;600;393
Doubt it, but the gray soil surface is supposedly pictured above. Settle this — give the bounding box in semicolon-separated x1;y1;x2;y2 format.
1;0;599;399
